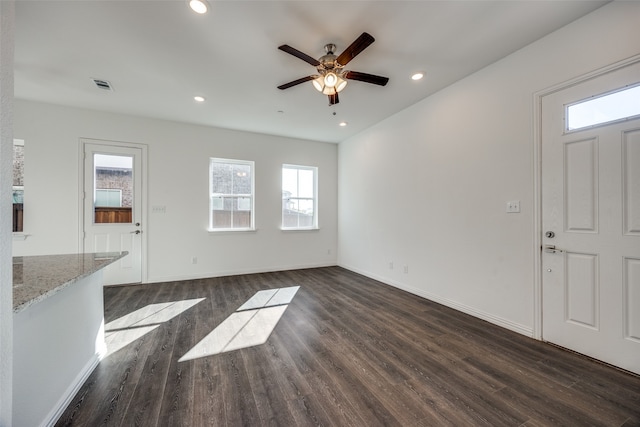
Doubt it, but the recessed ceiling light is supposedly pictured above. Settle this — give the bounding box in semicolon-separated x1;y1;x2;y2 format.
194;95;206;102
339;121;348;127
189;0;208;14
411;72;424;81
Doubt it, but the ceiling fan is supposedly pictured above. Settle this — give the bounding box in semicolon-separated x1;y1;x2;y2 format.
277;32;389;105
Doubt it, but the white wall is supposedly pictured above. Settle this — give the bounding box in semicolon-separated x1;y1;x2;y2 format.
338;1;640;335
0;1;14;424
13;101;338;283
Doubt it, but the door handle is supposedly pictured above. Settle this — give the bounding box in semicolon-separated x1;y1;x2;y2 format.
130;230;141;235
544;244;563;254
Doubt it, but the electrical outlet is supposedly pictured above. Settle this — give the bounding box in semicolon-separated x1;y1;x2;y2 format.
191;257;197;265
403;265;409;274
389;261;394;270
506;200;520;213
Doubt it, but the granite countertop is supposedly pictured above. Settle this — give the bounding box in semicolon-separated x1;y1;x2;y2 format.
13;252;128;313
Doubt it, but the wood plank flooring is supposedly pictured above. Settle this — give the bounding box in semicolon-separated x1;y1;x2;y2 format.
56;267;640;426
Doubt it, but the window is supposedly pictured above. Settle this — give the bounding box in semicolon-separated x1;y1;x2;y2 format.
282;164;317;229
209;158;254;231
93;154;133;224
566;83;640;131
13;139;25;232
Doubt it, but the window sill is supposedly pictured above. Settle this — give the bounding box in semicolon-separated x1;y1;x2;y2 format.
13;233;31;241
280;227;320;232
208;228;257;235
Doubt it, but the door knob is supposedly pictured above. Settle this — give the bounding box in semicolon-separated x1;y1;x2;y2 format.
545;231;555;238
544;244;563;254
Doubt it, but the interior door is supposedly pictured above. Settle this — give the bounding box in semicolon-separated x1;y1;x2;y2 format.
541;61;640;374
83;141;144;285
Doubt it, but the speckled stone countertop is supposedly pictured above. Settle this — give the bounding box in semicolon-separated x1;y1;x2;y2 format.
13;252;128;313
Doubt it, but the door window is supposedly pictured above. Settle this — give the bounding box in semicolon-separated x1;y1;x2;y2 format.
93;154;134;224
566;83;640;131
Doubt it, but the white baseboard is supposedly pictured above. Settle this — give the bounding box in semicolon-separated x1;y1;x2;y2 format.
339;263;533;338
145;261;337;285
43;352;101;427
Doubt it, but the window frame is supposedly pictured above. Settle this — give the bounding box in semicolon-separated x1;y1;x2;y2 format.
209;157;255;232
281;164;318;230
565;82;640;133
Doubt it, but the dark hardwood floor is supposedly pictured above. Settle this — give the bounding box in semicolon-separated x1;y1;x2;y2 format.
56;267;640;426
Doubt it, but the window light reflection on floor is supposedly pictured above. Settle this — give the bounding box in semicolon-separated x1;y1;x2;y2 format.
104;298;205;356
179;286;300;362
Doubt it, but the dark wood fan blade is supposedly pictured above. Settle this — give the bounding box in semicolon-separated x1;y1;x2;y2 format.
278;45;321;66
344;70;389;86
277;76;316;90
336;32;375;66
328;93;339;105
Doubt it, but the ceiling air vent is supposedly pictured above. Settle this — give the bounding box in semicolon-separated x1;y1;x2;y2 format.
92;78;113;91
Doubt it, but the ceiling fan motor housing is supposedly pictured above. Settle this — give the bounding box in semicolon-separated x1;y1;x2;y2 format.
319;44;339;72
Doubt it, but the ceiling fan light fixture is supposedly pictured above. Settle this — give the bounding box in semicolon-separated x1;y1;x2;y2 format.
189;0;208;14
324;72;338;88
322;86;336;96
312;76;324;92
335;77;347;93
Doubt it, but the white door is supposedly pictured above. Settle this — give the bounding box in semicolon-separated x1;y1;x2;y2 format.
83;141;144;285
541;61;640;374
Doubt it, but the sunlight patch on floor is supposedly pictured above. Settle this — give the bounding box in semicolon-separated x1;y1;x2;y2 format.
236;286;300;311
105;298;205;356
179;286;299;361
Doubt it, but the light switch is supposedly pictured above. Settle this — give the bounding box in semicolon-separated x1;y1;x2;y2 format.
506;200;520;213
152;205;166;214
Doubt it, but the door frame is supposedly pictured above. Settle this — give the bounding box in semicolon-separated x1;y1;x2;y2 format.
532;54;640;340
78;138;149;284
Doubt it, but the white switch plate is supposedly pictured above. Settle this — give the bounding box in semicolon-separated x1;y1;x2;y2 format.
506;200;520;213
152;205;167;214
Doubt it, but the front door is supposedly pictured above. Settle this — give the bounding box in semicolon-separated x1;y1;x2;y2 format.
541;60;640;374
83;140;145;285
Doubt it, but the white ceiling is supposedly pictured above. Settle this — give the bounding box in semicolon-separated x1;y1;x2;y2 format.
14;0;608;143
